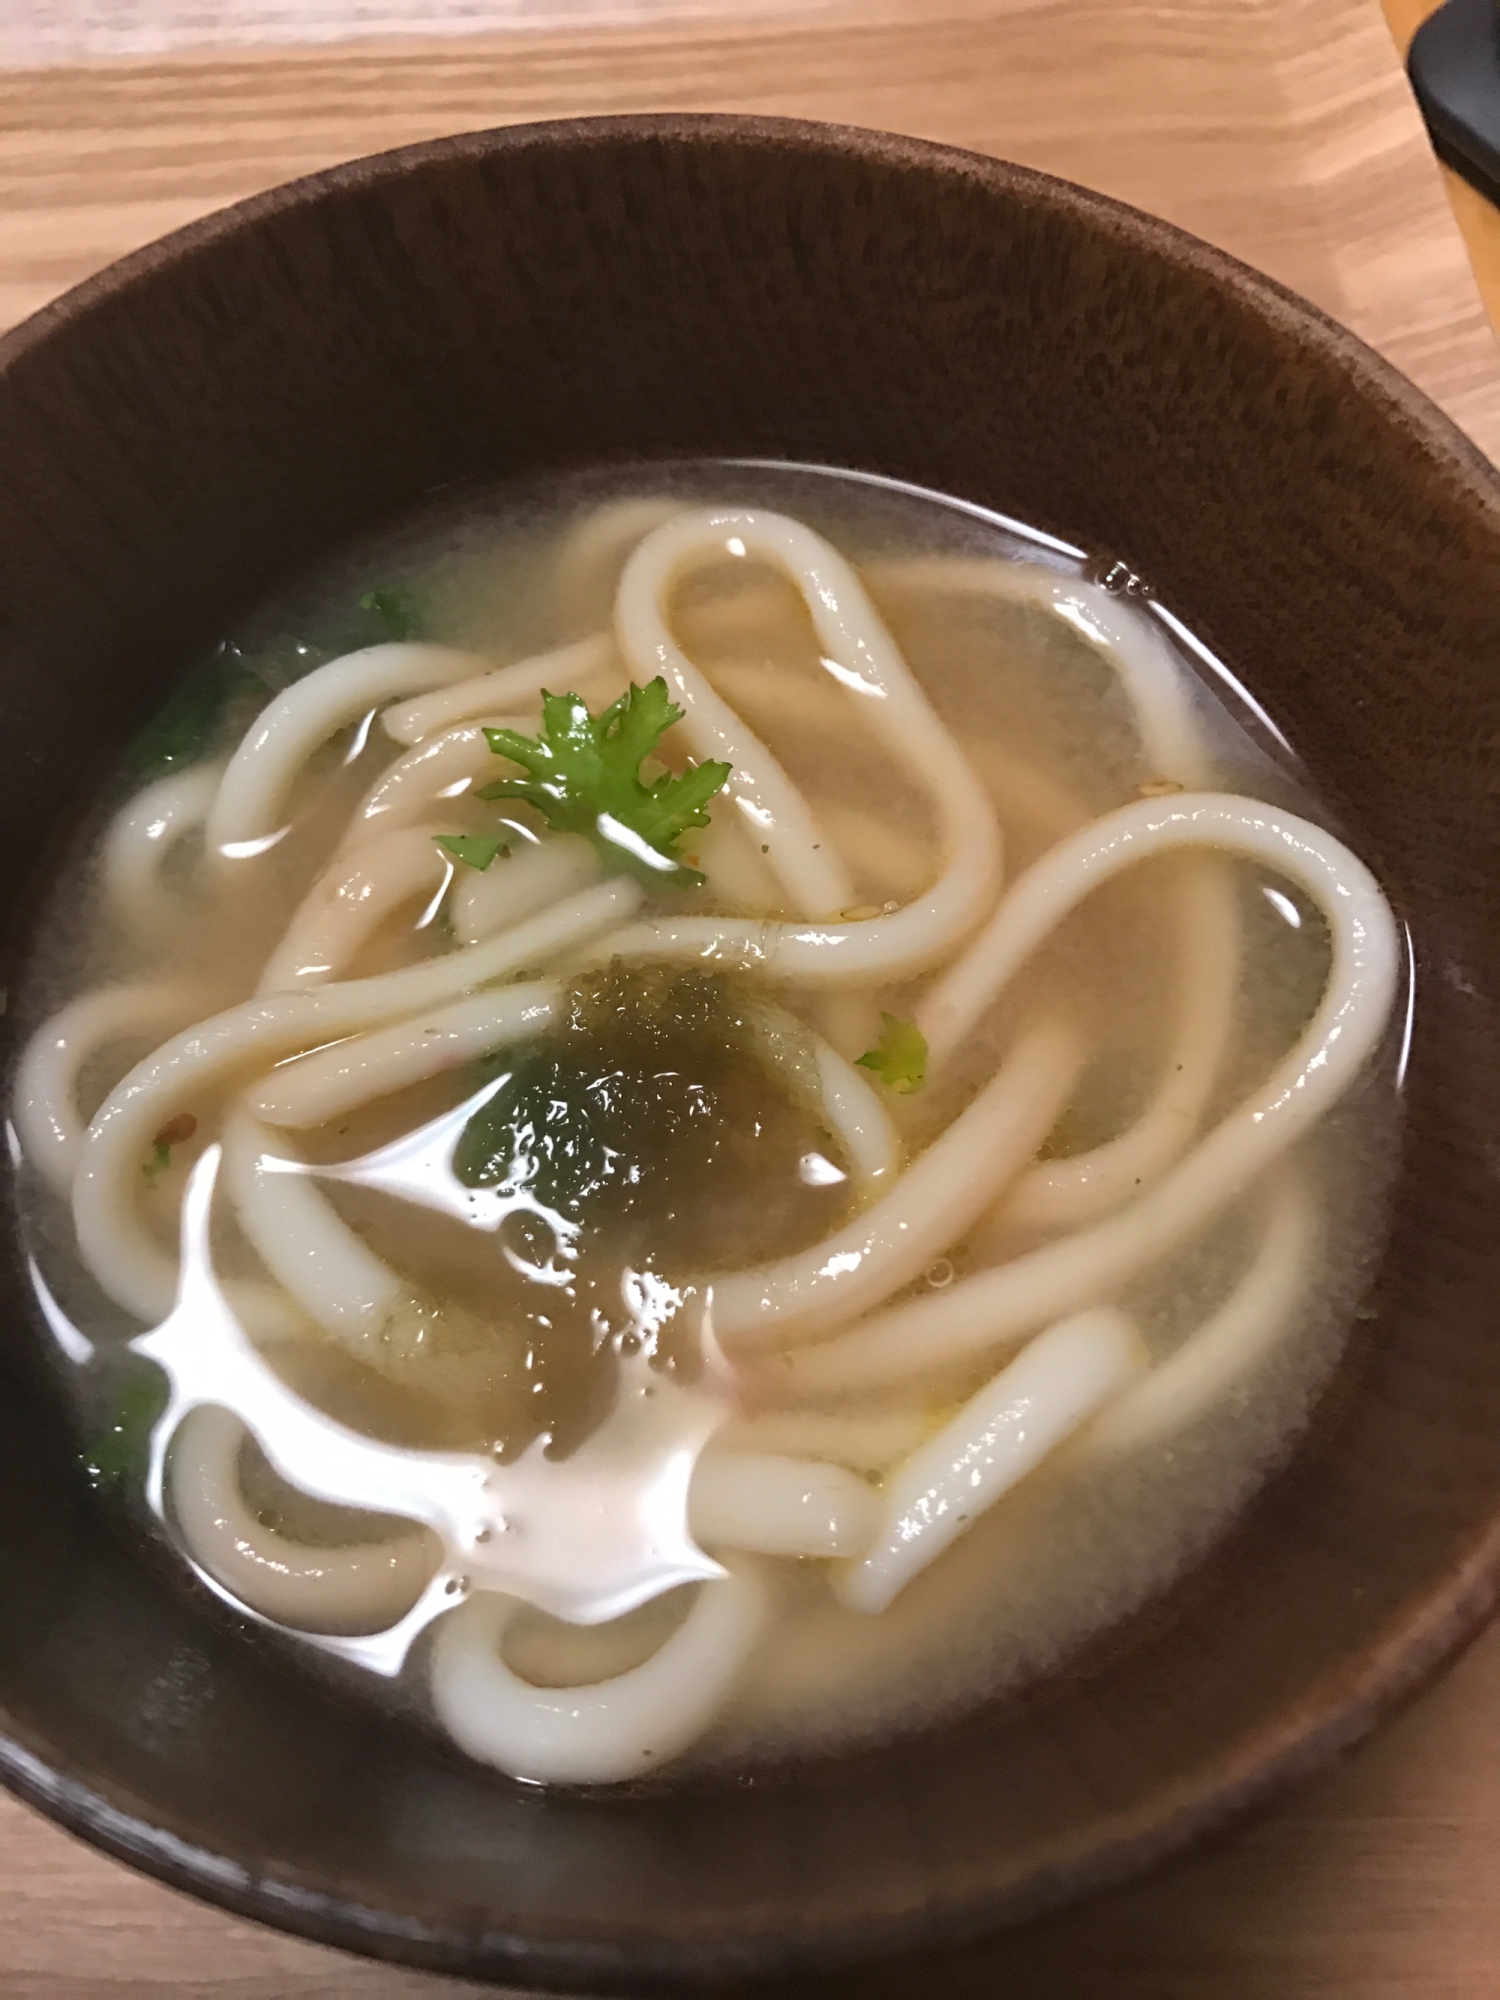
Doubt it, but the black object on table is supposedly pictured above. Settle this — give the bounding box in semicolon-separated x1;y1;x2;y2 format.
1409;0;1500;206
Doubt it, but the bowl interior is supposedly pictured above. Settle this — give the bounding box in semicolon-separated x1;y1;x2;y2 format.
1;116;1499;1993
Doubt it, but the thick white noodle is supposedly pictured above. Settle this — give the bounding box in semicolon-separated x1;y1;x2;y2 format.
450;834;602;946
702;660;852;736
222;1110;513;1400
14;981;209;1195
924;795;1282;1065
248;981;560;1129
205;643;490;855
380;635;616;748
550;495;682;618
964;741;1091;857
339;719;535;849
257;826;457;993
878;557;1242;1220
815;989;885;1065
716;1408;930;1475
1073;1168;1315;1461
692;808;783;912
101;764;221;940
617;522;851;919
222;1108;405;1348
704;662;1026;894
699;664;936;901
775;797;1398;1399
428;1566;766;1784
171;1405;433;1633
711;1018;1082;1350
1004;856;1241;1228
705;661;1084;907
617;508;1002;948
672;573;806;655
596;907;987;989
706;627;1226;1212
811;1041;902;1190
72;881;641;1323
817;806;933;902
245;980;895;1198
866;558;1210;784
689;1451;879;1558
836;1308;1141;1614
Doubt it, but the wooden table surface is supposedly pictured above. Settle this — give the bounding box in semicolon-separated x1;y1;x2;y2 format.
2;2;1499;1994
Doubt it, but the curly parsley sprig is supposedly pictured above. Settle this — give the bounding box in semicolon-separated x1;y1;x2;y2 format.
478;679;731;888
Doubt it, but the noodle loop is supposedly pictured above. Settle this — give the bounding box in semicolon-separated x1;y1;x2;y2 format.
15;478;1400;1787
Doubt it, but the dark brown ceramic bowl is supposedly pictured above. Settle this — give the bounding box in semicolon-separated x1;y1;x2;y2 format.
1;113;1498;1996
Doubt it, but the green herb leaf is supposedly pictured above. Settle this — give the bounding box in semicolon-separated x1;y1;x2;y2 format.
125;670;229;781
477;679;731;887
434;832;510;872
127;585;421;782
84;1369;169;1493
855;1014;928;1094
359;587;419;642
128;640;321;783
127;635;304;780
142;1139;173;1181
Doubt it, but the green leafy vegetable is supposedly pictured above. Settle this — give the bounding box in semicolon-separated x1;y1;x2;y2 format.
478;679;731;887
855;1014;928;1094
84;1369;168;1493
126;670;230;781
128;637;319;782
127;585;423;781
142;1139;173;1181
359;587;419;642
435;832;510;872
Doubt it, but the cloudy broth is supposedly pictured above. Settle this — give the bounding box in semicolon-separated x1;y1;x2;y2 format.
11;461;1403;1781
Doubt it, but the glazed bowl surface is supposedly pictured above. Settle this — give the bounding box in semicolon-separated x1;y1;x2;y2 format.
1;113;1498;1994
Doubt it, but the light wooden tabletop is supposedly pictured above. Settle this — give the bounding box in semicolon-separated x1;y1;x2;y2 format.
2;2;1499;1995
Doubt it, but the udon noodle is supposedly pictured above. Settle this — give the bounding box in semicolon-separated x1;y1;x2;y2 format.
12;466;1401;1786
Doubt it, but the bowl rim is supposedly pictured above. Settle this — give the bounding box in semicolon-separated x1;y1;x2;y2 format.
3;107;1500;1993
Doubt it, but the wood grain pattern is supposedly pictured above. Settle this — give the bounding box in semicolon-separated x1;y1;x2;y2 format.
0;0;1496;454
4;1623;1499;1999
0;0;837;68
1;5;1499;1997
